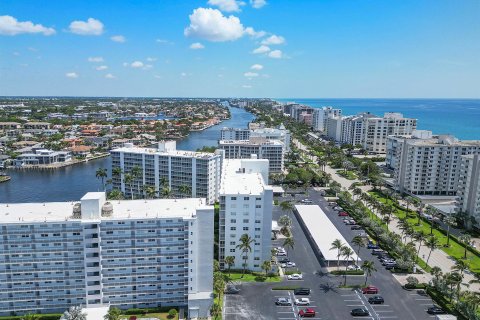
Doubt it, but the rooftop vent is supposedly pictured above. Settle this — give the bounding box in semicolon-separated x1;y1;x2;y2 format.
102;202;114;217
72;203;82;219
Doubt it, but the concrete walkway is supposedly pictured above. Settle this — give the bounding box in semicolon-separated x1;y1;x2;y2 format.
292;138;479;291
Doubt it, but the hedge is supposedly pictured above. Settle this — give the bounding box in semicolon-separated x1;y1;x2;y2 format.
0;315;61;320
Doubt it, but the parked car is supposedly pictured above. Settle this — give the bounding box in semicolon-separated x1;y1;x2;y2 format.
427;305;446;315
361;285;379;294
338;212;349;217
351;308;370;316
357;232;368;238
351;225;363;230
294;288;311;295
368;296;384;304
301;199;313;204
295;298;310;306
334;206;343;211
225;285;240;294
367;242;379;249
328;202;336;207
287;273;303;280
278;258;290;263
276;251;287;256
347;264;361;271
281;262;297;268
371;249;385;255
298;308;316;317
275;297;292;306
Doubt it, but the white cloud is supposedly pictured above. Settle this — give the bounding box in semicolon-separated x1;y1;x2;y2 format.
110;35;126;43
143;64;153;70
268;49;282;59
190;42;205;49
105;73;115;79
261;34;285;45
250;0;266;8
250;64;263;70
252;45;270;54
69;18;104;36
154;75;162;79
146;57;157;62
244;27;266;39
130;61;144;68
242;84;252;88
180;72;188;77
207;0;245;12
244;72;259;78
0;15;55;36
184;8;245;42
155;39;172;44
65;72;79;78
88;57;104;63
96;65;108;71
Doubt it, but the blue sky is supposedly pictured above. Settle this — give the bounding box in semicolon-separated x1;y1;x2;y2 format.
1;0;479;98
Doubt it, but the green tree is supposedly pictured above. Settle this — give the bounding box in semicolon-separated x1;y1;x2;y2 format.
224;256;235;277
178;184;192;197
124;173;134;200
341;246;354;285
351;236;365;266
21;314;39;320
61;306;87;320
210;303;221;320
131;166;142;196
283;236;295;255
459;233;472;259
361;260;377;286
330;239;344;271
425;235;440;265
261;260;272;277
452;259;468;278
161;186;172;199
95;167;108;191
104;307;121;320
107;189;123;200
444;215;456;247
145;185;157;199
236;234;255;276
167;309;177;319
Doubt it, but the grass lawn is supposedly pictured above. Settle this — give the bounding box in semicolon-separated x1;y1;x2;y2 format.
369;191;480;273
337;170;358;180
120;313;177;320
226;271;282;282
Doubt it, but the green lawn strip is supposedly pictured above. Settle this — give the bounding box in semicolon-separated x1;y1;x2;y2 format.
369;192;480;273
120;313;177;320
426;288;468;320
227;272;281;283
337;170;358;180
330;270;364;275
0;315;61;320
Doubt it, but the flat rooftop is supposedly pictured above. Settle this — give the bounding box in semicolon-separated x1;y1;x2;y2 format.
0;197;211;224
295;205;360;262
220;159;269;195
111;145;219;159
219;139;284;146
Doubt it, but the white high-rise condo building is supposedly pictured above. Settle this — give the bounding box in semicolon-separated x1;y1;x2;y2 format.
111;141;222;204
312;107;342;132
456;154;480;225
221;124;291;152
218;158;273;272
386;131;480;195
362;113;417;153
0;192;213;318
218;138;285;173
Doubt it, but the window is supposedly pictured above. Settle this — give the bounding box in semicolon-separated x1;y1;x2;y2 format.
230;219;236;223
229;249;235;253
243;227;249;231
244;197;249;200
243;219;249;223
230;227;236;231
231;197;237;200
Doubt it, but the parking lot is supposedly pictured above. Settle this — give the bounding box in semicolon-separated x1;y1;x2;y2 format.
223;188;440;320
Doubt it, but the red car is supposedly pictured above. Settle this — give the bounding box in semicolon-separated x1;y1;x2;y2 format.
338;211;349;217
298;308;316;317
362;285;379;294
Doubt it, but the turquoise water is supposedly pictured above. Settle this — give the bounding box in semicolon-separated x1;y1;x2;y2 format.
277;99;480;140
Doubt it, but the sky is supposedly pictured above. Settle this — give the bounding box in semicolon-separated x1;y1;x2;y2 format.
0;0;479;98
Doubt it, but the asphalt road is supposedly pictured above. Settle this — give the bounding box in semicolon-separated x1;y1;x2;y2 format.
223;189;438;320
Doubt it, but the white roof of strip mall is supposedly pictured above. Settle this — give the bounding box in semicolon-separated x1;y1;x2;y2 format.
295;205;360;263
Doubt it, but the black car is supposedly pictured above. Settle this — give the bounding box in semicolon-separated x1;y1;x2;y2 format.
427;305;446;315
294;288;311;295
368;296;384;304
351;225;362;230
279;258;290;263
351;308;369;316
225;285;240;294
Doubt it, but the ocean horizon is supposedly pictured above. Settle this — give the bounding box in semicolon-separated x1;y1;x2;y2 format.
276;98;480;140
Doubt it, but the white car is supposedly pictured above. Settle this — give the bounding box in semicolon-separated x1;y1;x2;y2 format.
276;251;287;256
347;264;361;271
287;273;303;280
281;262;296;268
295;298;310;306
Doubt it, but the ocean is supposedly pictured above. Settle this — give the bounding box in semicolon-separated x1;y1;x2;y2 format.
276;99;480;140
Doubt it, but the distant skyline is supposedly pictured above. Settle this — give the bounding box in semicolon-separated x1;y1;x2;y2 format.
1;0;479;98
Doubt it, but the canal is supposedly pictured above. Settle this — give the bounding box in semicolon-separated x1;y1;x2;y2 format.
0;106;254;203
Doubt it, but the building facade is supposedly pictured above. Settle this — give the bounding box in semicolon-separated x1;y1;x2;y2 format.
218;138;284;173
386;131;480;195
220;128;250;141
218;159;273;272
312;107;342;132
456;154;480;224
0;193;213;318
111;141;222;204
221;124;291;152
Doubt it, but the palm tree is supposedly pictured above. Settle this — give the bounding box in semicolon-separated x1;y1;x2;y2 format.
236;234;255;276
468;272;480;285
330;239;344;271
280;201;293;217
361;260;377;286
383;215;391;231
459;233;472;259
426;206;439;235
413;231;425;262
210;303;221;320
452;259;468;278
261;260;272;277
425;235;440;265
104;307;121;320
111;166;122;179
352;187;362;200
224;256;235;277
161;186;172;199
131;166;142;197
95;167;108;191
124;173;134;200
283;237;295;255
351;236;365;266
145;185;156;199
160;176;169;188
341;246;354;285
430;266;443;283
61;306;87;320
107;189;123;200
178;184;192;198
444;215;455;247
